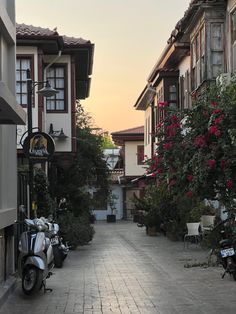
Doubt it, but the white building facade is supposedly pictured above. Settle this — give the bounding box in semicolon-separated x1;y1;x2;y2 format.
0;0;26;288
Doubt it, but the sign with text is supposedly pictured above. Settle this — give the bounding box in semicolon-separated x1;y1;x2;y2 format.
23;131;55;162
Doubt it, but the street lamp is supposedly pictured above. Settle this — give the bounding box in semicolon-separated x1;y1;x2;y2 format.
26;69;58;218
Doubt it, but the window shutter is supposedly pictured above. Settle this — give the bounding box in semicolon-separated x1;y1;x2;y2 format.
137;145;144;165
179;75;184;110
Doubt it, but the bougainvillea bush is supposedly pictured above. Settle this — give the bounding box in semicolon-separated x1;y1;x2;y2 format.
184;82;236;212
145;78;236;234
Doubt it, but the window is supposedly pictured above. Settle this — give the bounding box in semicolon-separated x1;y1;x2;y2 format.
200;27;206;81
191;26;205;89
137;145;144;165
46;65;67;112
191;22;224;88
156;86;164;128
211;23;224;78
168;84;177;108
16;56;33;107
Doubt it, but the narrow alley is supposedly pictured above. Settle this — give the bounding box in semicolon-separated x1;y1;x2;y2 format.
1;221;236;314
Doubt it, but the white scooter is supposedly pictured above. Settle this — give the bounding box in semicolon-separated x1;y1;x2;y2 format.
40;216;70;268
18;218;54;295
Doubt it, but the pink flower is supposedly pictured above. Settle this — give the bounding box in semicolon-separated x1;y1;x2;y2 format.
212;109;223;115
214;115;224;125
187;174;193;182
226;179;233;189
194;135;207;148
186;191;193;198
171;115;178;123
163;142;172;150
158;101;168;108
166;124;180;138
211;101;218;107
207;159;215;169
208;126;221;137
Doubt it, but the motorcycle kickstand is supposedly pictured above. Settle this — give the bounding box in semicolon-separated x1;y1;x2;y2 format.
221;270;227;279
42;281;53;293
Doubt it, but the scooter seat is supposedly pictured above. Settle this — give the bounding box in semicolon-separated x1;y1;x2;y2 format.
219;239;233;247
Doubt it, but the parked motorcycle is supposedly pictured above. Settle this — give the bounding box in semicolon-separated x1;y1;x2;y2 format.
18;218;54;295
41;217;69;268
210;214;236;280
218;229;236;280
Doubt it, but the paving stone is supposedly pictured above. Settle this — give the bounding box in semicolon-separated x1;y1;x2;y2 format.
1;221;236;313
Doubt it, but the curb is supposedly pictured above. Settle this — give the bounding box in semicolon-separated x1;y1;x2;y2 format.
0;276;17;309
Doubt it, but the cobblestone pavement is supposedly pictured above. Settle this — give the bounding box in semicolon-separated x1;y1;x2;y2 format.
1;221;236;314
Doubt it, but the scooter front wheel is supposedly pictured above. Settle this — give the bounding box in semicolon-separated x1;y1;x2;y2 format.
22;266;43;295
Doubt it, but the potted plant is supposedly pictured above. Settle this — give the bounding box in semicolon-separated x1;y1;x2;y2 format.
144;208;162;236
199;201;216;233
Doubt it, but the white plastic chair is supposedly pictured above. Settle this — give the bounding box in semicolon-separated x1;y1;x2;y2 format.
200;215;215;234
184;222;201;248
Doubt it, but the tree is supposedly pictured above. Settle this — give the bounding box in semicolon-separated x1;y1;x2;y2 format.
55;101;110;216
34;168;56;217
101;133;117;149
49;102;110;246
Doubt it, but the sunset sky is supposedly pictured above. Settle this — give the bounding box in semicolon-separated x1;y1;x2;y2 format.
16;0;190;133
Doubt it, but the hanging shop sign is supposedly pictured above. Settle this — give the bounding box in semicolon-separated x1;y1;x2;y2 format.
23;131;55;162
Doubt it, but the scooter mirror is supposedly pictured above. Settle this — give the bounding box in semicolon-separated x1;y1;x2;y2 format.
19;205;26;213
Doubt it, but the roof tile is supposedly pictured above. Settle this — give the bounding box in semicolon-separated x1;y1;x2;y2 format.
111;126;144;135
16;23;91;46
16;23;58;37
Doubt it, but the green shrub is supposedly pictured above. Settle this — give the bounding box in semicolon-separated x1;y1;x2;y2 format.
58;212;95;248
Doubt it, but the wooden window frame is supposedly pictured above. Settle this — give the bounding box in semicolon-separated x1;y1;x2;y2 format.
137;145;144;165
46;63;68;113
16;55;34;107
191;25;205;89
210;23;224;78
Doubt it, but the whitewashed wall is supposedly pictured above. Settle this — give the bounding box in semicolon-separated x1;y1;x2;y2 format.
125;141;146;176
0;0;17;228
179;56;190;77
16;51;72;152
93;185;123;221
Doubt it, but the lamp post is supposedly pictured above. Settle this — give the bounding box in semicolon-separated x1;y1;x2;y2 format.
26;69;58;218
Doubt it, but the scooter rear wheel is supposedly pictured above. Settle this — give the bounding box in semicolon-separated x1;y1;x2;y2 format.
232;271;236;281
22;266;43;295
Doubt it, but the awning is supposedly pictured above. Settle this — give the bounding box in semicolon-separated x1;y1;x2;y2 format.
131;173;154;183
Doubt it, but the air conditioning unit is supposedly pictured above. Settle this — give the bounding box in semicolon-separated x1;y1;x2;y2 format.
216;73;231;87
